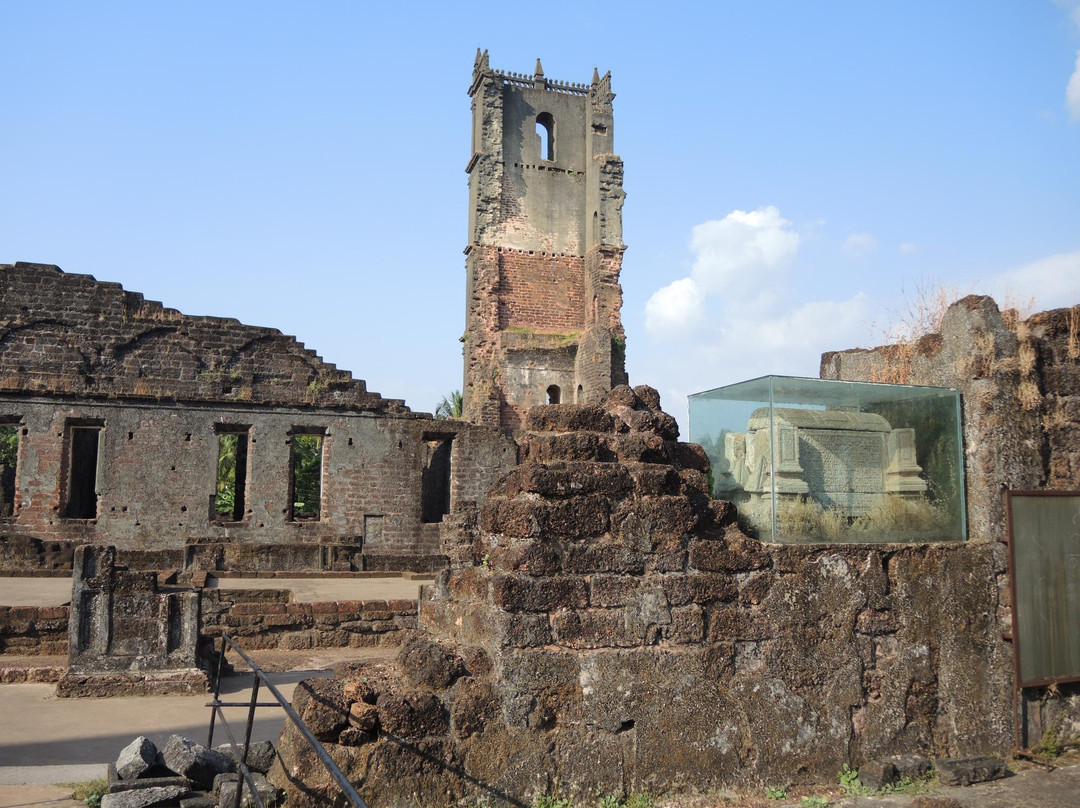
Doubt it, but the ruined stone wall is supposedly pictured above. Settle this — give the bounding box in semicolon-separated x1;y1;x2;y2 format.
0;395;508;554
0;587;420;663
821;296;1080;748
0;263;517;566
199;588;417;652
273;389;1014;808
0;604;68;655
0;263;402;411
0;535;76;572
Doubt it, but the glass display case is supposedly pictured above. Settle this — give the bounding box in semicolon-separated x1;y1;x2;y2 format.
688;376;965;543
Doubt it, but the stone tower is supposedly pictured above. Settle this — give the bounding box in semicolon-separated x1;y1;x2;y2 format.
463;50;628;429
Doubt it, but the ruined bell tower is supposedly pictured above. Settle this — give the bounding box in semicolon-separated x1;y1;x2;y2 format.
463;50;628;430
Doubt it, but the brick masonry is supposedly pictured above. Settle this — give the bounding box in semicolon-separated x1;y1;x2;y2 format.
200;588;418;652
0;589;418;661
0;604;69;655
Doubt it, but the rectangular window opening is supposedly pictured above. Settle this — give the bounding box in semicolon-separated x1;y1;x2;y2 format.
421;434;453;524
0;424;19;517
290;431;324;521
214;428;249;522
65;426;101;519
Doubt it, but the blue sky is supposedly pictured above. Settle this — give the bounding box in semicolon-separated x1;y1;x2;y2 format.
3;1;1079;431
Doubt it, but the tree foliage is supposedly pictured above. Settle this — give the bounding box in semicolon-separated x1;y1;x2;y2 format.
214;433;238;514
435;390;463;420
0;427;17;467
292;434;323;519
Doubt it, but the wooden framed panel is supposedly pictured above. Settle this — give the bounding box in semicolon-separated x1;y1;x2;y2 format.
1006;490;1080;687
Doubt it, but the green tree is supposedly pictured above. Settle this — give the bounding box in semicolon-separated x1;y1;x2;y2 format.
291;434;323;519
214;433;238;514
0;427;17;467
435;390;463;420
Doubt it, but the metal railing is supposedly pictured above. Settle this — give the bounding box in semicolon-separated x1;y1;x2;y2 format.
207;633;369;808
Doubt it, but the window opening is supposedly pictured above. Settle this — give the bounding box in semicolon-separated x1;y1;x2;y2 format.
421;435;453;524
576;385;583;404
0;425;18;517
536;112;555;161
290;432;324;521
214;429;249;521
66;426;101;519
547;385;561;405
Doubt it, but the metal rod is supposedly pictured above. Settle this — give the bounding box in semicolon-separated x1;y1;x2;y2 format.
220;634;369;808
207;701;281;708
211;678;266;808
243;677;260;767
207;635;227;747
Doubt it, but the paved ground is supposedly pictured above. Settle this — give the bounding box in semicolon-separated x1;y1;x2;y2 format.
0;678;306;777
0;579;72;607
0;575;430;607
0;783;84;808
0;648;395;779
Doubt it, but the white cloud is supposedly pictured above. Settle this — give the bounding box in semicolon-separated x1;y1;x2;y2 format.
843;232;879;258
638;206;879;434
899;242;917;254
644;206;800;341
1067;51;1080;121
644;277;705;339
1055;1;1080;28
987;249;1080;311
751;295;870;352
688;206;800;297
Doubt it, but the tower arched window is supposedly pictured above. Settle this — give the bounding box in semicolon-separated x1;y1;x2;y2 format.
536;113;555;161
546;385;561;405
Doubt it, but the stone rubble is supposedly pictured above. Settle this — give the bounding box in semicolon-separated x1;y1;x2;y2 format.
115;737;161;782
934;755;1008;786
108;735;280;808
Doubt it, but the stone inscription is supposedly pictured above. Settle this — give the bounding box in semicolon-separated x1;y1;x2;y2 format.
799;430;885;493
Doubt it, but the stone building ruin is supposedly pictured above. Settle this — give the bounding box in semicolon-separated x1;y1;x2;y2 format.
0;262;517;572
1;50;1079;807
463;50;628;429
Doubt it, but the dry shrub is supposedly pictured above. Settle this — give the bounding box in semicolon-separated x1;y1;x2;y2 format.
1018;340;1037;375
1068;305;1080;361
775;495;948;541
1000;292;1035;334
851;495;947;536
774;498;846;541
1016;379;1042;411
873;280;967;345
868;281;969;385
973;330;997;376
1045;398;1070;429
870;284;1038;383
868;343;914;384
